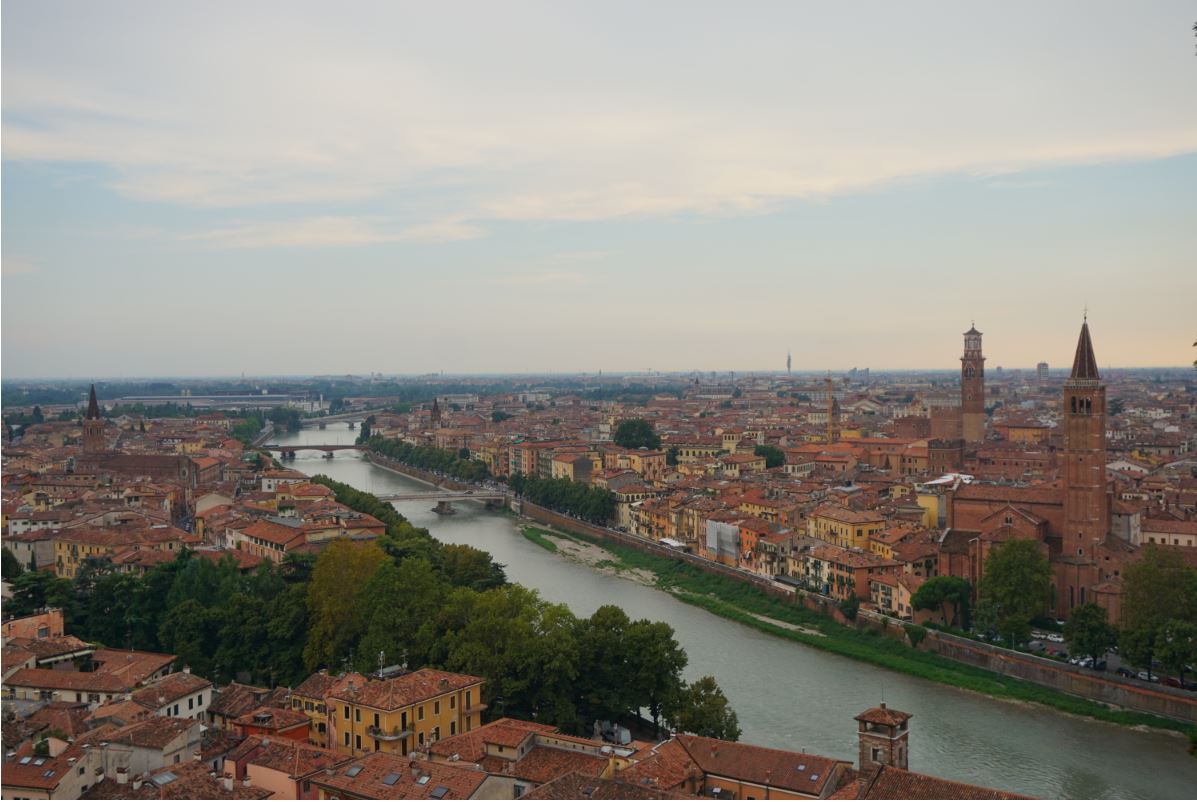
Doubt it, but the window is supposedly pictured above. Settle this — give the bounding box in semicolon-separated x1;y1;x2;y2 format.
450;696;456;710
419;731;425;745
344;705;350;719
434;700;440;716
872;747;881;762
450;721;456;736
355;735;362;750
355;709;361;723
344;732;350;747
174;754;181;764
189;697;194;710
374;739;380;752
418;706;425;721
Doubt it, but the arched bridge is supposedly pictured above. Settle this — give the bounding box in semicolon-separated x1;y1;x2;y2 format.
261;444;364;459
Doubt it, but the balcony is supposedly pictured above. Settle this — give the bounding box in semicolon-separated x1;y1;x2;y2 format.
464;703;488;716
367;725;413;741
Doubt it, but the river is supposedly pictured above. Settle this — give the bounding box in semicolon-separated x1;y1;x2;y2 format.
270;425;1197;798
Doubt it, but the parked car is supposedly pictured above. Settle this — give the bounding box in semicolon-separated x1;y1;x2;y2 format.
1116;666;1136;678
1077;656;1094;668
1047;633;1064;643
1091;660;1107;671
1161;676;1182;689
1137;671;1159;683
1027;639;1046;651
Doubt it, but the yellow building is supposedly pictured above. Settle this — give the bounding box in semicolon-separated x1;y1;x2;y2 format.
808;505;886;551
329;669;485;757
291;670;369;748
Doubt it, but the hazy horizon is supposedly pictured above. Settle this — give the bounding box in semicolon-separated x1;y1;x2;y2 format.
4;1;1196;377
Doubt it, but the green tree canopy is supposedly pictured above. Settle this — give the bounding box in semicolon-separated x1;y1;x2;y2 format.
753;444;785;469
980;538;1051;646
1121;545;1197;674
304;539;389;670
613;418;661;450
1063;603;1118;663
672;676;741;741
2;547;24;580
911;576;971;628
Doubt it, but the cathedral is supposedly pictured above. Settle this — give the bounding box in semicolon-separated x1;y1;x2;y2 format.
942;319;1134;621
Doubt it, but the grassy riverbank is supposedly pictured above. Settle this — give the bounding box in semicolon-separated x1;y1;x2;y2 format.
537;524;1194;740
521;526;558;552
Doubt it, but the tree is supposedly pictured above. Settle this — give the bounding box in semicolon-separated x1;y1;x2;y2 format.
31;405;44;424
613;419;661;450
1157;619;1197;686
666;446;679;466
840;591;860;621
304;540;388;670
577;605;635;723
672;676;741;741
980;539;1051;646
753;444;785;469
1121;545;1197;674
626;620;687;734
2;547;24;580
911;576;971;628
972;598;999;640
491;410;512;423
1063;603;1118;663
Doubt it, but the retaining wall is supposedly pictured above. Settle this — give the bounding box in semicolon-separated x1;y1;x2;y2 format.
364;453;1197;726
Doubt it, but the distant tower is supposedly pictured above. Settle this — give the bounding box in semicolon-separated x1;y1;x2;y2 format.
825;375;840;444
82;384;106;454
430;397;442;427
786;350;792;375
961;324;986;443
1062;317;1108;564
855;703;911;773
1037;362;1049;387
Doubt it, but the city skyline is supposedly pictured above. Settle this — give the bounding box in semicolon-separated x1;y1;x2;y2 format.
4;1;1196;377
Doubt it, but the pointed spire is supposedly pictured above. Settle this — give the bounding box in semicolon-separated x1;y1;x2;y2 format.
86;384;101;420
1069;319;1100;381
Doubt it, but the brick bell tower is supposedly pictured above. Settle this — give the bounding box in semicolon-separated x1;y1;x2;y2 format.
1062;316;1108;562
960;324;985;443
82;384;106;455
855;703;911;773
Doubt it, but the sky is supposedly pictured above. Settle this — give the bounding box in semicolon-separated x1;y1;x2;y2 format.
2;1;1196;379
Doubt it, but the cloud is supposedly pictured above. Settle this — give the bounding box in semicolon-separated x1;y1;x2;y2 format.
2;2;1196;236
488;271;589;286
2;256;38;276
185;216;483;249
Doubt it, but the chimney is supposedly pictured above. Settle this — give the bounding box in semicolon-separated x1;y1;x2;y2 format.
222;776;233;791
132;778;143;791
880;702;887;710
183;665;191;674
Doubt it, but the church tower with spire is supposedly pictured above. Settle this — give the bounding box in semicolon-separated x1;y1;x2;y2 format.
1062;317;1108;563
82;384;106;455
960;324;985;443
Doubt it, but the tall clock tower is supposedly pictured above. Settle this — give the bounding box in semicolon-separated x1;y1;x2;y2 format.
961;325;985;443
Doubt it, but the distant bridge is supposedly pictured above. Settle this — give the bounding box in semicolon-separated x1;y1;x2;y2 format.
261;444;364;459
375;491;507;503
300;408;390;428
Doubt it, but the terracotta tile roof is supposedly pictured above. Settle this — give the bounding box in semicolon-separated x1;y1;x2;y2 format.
522;770;693;799
2;740;87;792
429;717;557;762
615;737;694;790
130;672;211;708
237;735;344;777
208;682;269;719
853;765;1030;799
329;668;483;711
5;666;132;694
676;734;844;797
106;716;200;750
233;705;309;732
89;648;175;684
313;753;487;799
501;744;608;784
854;703;911;728
82;760;271;799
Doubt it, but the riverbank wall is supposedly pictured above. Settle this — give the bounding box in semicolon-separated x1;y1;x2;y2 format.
518;501;1197;725
364;452;1197;727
